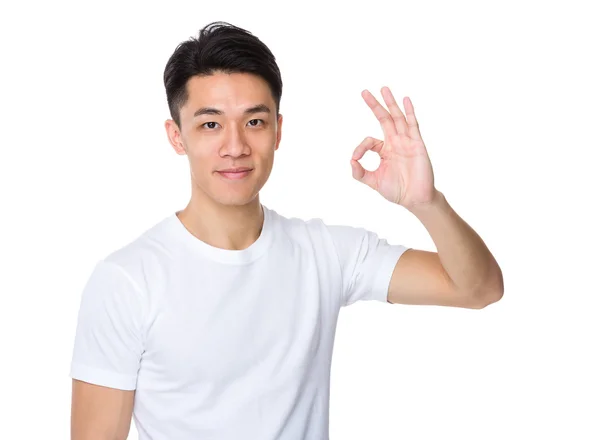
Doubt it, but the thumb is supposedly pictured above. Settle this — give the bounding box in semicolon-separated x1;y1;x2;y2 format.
350;159;377;190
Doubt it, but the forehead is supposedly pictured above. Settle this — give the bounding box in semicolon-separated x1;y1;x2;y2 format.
182;72;274;115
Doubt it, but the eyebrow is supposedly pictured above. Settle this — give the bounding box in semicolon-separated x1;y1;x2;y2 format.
193;104;271;118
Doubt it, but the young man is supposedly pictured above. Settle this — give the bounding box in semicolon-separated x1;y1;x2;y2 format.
70;21;503;440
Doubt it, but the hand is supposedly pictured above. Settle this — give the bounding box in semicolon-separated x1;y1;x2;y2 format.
351;87;438;210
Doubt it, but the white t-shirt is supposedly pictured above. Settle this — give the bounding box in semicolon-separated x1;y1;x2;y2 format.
69;204;409;439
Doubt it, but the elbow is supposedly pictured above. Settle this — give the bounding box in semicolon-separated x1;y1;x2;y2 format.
471;288;503;309
472;278;504;309
472;266;504;309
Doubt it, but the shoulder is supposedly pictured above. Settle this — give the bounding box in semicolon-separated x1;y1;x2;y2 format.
100;214;176;290
267;205;373;239
265;205;328;236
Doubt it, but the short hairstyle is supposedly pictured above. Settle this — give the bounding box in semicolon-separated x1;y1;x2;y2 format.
163;21;283;128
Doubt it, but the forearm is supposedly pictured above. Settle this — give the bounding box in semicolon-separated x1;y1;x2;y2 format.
408;190;504;300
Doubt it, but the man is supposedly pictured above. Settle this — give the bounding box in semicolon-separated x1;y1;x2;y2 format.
70;21;503;440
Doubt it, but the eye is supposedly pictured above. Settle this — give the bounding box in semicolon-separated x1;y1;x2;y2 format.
202;121;219;129
248;119;264;127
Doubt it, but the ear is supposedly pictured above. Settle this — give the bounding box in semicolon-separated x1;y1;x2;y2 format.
165;119;186;155
275;113;283;151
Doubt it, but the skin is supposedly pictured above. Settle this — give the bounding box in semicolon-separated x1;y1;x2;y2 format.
351;88;436;209
351;87;503;307
71;380;134;439
72;72;284;439
164;71;283;251
70;77;502;439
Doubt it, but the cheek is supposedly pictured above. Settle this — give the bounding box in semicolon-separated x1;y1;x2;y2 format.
250;131;277;151
184;129;276;160
185;147;215;175
184;136;217;159
187;146;210;159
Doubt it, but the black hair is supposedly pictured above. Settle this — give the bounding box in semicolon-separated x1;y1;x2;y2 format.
163;21;283;128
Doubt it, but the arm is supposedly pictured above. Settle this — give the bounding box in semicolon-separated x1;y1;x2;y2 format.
71;379;135;440
69;260;146;439
351;88;503;309
388;190;503;308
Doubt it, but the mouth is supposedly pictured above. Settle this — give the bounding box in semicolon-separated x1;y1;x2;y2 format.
216;168;253;180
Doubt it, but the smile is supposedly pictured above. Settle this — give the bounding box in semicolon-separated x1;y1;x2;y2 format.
217;169;253;180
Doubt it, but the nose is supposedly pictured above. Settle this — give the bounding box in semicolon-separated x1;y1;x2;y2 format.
219;124;250;158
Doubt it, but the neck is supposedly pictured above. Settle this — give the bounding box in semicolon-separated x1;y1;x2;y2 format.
176;195;264;251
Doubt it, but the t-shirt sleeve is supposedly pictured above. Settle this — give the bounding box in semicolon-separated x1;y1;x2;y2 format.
69;259;147;390
326;224;410;307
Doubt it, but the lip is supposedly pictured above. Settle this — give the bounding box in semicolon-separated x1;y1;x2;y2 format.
217;168;253;180
218;167;253;173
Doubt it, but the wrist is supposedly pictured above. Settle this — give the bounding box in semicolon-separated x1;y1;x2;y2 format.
407;189;448;217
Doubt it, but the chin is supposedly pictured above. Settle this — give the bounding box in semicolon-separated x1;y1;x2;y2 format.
193;171;270;207
212;173;270;207
211;190;260;207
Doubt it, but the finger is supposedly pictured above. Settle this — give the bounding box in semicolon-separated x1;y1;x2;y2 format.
350;158;377;190
361;89;397;140
381;86;407;136
352;136;384;161
403;96;422;139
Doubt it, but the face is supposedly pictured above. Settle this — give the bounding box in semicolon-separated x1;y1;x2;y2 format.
165;71;283;208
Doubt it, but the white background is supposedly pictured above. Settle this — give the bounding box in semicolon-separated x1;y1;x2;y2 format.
1;0;599;438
